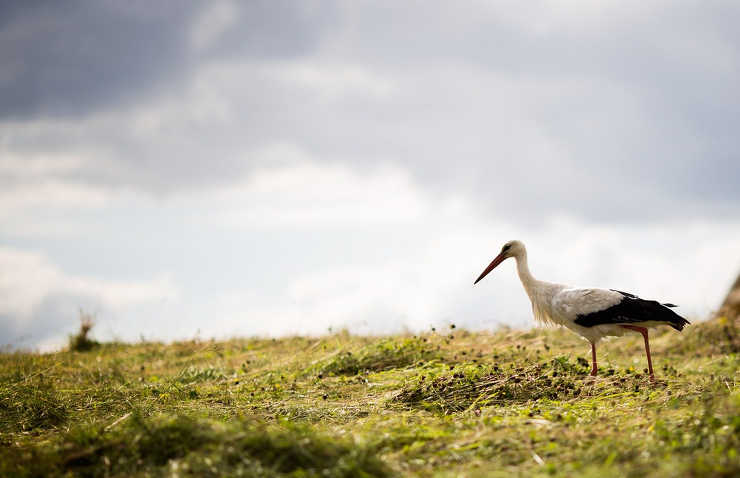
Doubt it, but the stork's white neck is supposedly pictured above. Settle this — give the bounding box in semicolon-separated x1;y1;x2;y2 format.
511;246;563;326
513;249;537;296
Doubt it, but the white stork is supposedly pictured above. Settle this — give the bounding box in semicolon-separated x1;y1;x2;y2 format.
474;240;690;381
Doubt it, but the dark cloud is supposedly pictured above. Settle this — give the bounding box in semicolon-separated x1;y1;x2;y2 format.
0;1;194;117
0;0;335;118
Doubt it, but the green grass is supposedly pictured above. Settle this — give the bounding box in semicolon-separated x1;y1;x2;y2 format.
1;317;739;477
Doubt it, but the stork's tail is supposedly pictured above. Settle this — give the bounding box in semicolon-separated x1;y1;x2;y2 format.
667;309;690;331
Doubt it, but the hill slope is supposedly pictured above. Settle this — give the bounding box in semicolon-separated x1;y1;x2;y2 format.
2;317;739;477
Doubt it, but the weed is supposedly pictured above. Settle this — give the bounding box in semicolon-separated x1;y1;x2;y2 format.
68;310;99;352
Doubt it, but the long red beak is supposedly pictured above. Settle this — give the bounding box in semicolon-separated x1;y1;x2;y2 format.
474;253;506;285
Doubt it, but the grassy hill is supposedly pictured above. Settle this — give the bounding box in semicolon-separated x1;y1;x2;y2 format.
1;316;739;477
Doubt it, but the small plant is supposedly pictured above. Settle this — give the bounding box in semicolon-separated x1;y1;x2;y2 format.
68;309;100;352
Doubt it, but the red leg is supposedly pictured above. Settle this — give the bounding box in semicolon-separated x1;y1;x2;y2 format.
590;342;597;376
620;325;655;381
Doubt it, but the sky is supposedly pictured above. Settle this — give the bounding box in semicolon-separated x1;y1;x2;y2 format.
1;0;739;351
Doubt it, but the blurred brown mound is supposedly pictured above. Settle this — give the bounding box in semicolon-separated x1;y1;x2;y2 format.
663;272;740;356
717;273;740;320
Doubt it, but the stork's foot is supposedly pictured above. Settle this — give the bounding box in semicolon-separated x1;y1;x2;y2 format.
590;368;597;377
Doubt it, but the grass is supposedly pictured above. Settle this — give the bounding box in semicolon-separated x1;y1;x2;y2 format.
1;316;739;477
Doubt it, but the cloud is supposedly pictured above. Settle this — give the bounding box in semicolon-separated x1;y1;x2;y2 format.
1;2;739;349
3;52;738;224
2;0;738;223
209;156;428;229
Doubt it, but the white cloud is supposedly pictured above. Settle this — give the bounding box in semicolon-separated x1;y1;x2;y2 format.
0;154;89;175
0;180;109;211
0;153;114;237
269;61;397;99
208;158;428;229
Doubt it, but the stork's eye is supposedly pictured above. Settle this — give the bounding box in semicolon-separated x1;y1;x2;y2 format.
502;244;511;252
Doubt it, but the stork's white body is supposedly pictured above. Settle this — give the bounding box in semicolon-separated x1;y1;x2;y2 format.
475;240;689;380
507;244;625;342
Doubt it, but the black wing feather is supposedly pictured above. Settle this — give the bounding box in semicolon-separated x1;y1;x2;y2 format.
612;289;638;299
574;291;690;331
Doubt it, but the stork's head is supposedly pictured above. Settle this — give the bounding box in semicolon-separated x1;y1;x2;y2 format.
473;240;524;285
